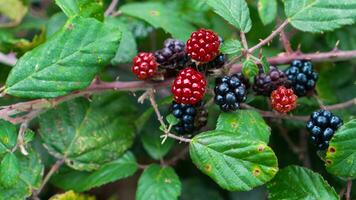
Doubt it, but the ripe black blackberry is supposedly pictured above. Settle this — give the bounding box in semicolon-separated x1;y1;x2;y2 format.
194;54;226;74
285;60;318;97
253;66;289;96
214;74;247;112
306;109;343;150
171;101;207;135
154;39;189;70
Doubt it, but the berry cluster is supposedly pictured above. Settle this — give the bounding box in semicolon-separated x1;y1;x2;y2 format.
214;74;247;112
171;101;207;134
306;110;343;150
154;39;188;70
271;86;297;113
285;60;318;96
253;66;289;96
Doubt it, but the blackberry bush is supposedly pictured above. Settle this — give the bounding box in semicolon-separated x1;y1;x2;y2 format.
253;66;289;96
285;60;318;96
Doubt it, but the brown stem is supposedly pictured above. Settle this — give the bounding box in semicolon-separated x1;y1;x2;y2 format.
241;104;309;121
324;98;356;110
346;179;352;200
280;30;293;54
33;159;65;197
104;0;119;16
248;19;289;53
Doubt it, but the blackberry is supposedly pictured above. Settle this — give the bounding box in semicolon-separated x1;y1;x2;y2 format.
253;66;289;96
285;60;318;97
306;109;343;150
154;39;189;70
171;101;207;134
194;54;226;75
214;74;247;112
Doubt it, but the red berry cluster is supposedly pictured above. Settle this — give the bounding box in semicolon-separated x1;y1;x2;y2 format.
132;53;158;80
171;68;207;104
271;86;297;113
186;29;220;63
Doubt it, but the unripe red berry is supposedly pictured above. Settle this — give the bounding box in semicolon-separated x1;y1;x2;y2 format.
132;52;158;80
186;29;220;63
171;68;207;104
271;86;297;113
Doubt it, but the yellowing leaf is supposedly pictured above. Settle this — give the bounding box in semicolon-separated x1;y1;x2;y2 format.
50;191;95;200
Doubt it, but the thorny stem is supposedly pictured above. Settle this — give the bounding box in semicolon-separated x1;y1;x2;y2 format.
280;30;293;54
346;179;353;200
104;0;119;16
33;159;65;198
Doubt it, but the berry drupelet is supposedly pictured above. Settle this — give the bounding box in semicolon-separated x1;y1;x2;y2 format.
171;101;208;134
154;39;188;70
253;66;289;96
171;68;207;104
271;86;297;113
214;74;247;112
132;52;158;80
306;110;343;150
285;60;318;97
186;29;220;63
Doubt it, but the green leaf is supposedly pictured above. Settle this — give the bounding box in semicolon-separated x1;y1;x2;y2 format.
206;0;252;33
326;119;356;178
46;12;68;37
0;0;28;27
39;92;136;171
120;2;195;41
51;151;138;192
283;0;356;32
105;17;137;65
216;110;271;143
242;59;259;79
219;39;242;56
55;0;104;21
0;153;20;188
0;120;18;154
267;165;338;200
189;130;278;191
257;0;277;25
141;130;175;160
136;164;181;200
0;149;44;200
5;16;121;98
326;25;356;51
261;56;269;74
49;190;95;200
166;114;179;126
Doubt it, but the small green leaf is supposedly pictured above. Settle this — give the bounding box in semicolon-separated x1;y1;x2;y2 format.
0;120;17;154
0;0;28;27
267;165;338;200
0;153;20;188
5;16;121;98
120;2;195;41
219;39;242;56
105;17;138;64
216;110;271;143
261;56;269;74
326;119;356;178
136;164;181;200
49;190;95;200
242;59;259;78
257;0;277;25
51;152;138;192
0;148;44;199
55;0;104;21
283;0;356;32
166;114;179;126
39;92;136;171
206;0;252;33
189;130;278;191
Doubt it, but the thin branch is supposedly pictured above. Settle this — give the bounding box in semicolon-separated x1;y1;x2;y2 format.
240;31;248;50
104;0;119;16
248;19;289;53
280;30;293;54
324;98;356;110
346;179;353;200
0;52;17;66
160;133;191;143
33;159;65;197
